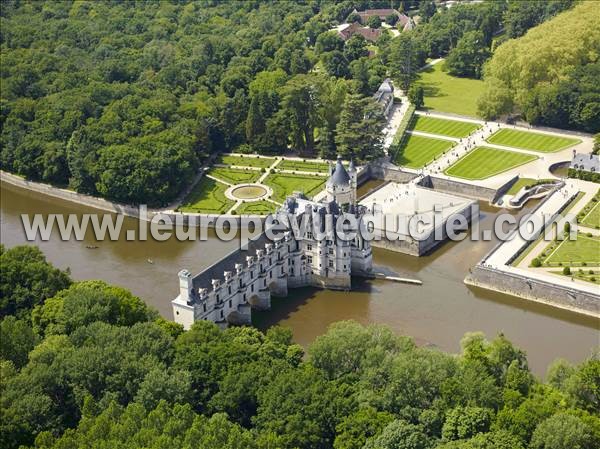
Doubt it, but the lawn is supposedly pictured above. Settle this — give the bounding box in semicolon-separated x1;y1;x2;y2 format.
217;154;275;168
178;177;234;214
550;270;600;285
395;134;455;168
415;62;485;118
486;129;581;153
410;115;481;138
264;173;326;203
208;167;261;184
544;233;600;266
581;201;600;229
444;147;537;180
506;178;555;195
278;160;331;173
235;200;278;215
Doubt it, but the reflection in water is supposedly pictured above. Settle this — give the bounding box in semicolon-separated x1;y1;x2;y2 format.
1;181;598;375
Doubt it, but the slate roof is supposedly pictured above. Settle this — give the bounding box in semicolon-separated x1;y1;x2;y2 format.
570;153;599;172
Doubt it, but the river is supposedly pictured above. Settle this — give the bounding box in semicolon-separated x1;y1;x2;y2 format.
1;181;598;376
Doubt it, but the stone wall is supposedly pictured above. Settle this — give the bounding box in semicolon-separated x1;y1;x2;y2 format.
370;198;476;256
465;265;599;318
368;163;419;183
418;175;498;202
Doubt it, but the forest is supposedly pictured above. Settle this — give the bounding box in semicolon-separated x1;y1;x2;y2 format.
1;244;599;449
477;1;600;131
0;1;594;206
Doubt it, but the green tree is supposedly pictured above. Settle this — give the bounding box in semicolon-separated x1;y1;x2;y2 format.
0;245;71;319
389;34;426;91
442;406;492;441
335;94;386;161
367;16;382;29
445;31;490;79
334;406;395;449
344;35;369;62
408;85;425;108
0;317;37;368
364;419;431;449
530;413;598;449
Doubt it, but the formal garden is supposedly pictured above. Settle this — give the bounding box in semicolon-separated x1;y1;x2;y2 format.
531;230;600;284
577;190;600;229
177;155;329;215
444;147;537;180
394;134;456;168
486;129;581;153
410;115;481;138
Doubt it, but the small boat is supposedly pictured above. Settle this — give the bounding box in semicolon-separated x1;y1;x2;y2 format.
85;245;99;249
146;259;154;264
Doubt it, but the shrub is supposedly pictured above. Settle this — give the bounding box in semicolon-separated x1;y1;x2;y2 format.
563;266;571;275
589;270;594;275
591;277;596;282
582;261;587;266
531;258;542;268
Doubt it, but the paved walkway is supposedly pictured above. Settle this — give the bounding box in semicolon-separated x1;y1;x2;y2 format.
483;181;600;295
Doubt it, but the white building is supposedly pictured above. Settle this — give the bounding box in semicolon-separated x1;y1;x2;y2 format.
172;159;372;329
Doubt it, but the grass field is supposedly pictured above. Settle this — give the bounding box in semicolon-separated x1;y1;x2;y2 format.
444;147;537;180
506;178;555;195
178;177;234;214
395;134;455;168
208;167;261;184
264;173;326;203
415;62;485;118
278;160;331;173
545;233;600;266
410;115;481;138
550;270;600;285
486;129;581;153
217;154;275;168
235;200;277;215
581;201;600;228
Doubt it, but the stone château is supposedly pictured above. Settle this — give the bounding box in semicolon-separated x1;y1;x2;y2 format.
172;158;373;329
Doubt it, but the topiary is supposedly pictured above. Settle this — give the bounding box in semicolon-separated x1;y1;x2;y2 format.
563;266;571;275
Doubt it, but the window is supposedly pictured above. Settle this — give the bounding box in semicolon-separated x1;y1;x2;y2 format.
307;255;313;264
344;264;347;269
203;304;206;312
307;231;313;239
328;248;334;255
307;244;312;250
228;286;231;294
269;271;272;278
216;294;219;301
229;300;232;308
251;285;254;292
328;260;333;268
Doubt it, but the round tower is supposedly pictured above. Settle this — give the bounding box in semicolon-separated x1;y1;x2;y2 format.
326;157;355;205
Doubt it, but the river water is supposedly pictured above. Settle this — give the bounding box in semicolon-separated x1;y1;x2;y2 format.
1;181;598;375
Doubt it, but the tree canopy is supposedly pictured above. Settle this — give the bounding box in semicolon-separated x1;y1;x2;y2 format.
477;1;600;132
1;246;599;449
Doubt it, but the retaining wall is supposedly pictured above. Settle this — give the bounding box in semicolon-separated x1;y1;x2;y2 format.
418;175;498;202
465;265;599;318
368;163;419;183
1;170;272;228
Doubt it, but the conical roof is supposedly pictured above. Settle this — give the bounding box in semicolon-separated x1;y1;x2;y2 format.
329;158;350;186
